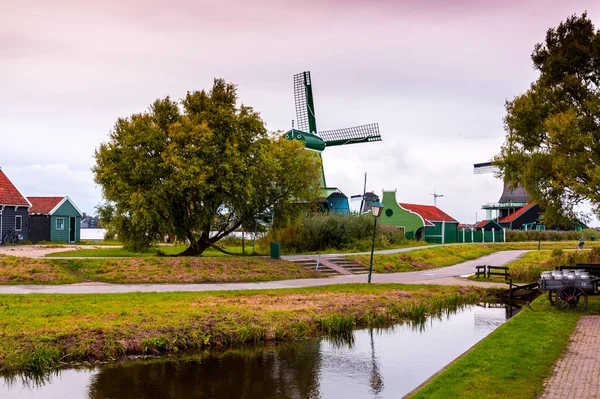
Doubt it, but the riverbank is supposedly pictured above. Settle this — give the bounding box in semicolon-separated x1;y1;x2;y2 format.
408;295;592;398
0;284;493;373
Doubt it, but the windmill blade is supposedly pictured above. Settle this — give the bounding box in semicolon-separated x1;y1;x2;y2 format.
294;71;317;134
320;123;382;147
474;161;498;174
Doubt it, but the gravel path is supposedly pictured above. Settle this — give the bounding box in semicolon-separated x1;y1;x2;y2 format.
0;250;526;294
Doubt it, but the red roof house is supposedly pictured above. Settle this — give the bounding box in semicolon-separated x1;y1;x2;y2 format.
0;169;30;207
399;203;459;243
26;196;82;244
0;169;31;243
496;202;541;230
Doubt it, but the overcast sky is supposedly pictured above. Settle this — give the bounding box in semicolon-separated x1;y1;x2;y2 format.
2;0;599;224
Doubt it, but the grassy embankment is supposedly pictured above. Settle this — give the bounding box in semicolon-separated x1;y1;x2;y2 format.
350;242;600;273
0;256;321;285
409;294;591;399
0;284;491;373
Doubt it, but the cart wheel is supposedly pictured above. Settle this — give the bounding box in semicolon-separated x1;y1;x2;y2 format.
556;286;588;310
548;291;555;305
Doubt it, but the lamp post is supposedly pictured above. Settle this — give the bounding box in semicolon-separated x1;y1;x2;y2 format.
368;201;385;283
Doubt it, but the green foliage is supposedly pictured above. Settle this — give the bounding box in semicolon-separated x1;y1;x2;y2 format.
93;79;321;255
260;213;406;253
495;13;600;225
506;228;597;242
551;248;564;257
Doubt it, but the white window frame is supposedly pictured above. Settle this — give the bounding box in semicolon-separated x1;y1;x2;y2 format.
15;215;22;231
56;217;65;230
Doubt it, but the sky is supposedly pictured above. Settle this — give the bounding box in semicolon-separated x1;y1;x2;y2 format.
1;0;599;224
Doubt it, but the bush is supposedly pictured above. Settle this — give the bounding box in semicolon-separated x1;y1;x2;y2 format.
551;248;563;258
506;228;597;242
258;213;407;254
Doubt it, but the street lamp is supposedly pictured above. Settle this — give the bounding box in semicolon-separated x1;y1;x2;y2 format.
368;201;385;283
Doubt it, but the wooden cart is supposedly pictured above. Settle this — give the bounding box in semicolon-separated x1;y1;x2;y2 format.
538;277;598;310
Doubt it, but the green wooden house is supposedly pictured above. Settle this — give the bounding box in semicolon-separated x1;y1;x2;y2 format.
399;203;460;243
378;191;427;239
27;196;82;243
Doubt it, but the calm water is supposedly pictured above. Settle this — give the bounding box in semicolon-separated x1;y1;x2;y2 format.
0;304;517;399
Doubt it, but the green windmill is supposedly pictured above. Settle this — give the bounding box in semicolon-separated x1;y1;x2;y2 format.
284;71;382;213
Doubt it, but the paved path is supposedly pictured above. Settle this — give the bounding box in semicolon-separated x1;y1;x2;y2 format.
540;316;600;399
0;250;527;294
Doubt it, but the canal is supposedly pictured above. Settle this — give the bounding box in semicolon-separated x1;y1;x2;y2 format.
0;303;518;398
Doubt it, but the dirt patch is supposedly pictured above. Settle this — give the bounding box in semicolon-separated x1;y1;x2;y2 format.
0;244;121;258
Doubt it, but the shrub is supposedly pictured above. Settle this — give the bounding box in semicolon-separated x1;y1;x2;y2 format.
258;213;407;254
551;248;563;257
506;228;597;242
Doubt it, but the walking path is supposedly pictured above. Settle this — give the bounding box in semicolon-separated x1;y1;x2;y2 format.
540;316;600;399
0;250;527;294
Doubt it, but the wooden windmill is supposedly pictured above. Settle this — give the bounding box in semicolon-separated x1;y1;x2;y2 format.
474;161;531;221
284;71;382;213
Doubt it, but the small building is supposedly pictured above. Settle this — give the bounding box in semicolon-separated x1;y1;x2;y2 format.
0;169;30;243
27;196;83;243
399;203;460;243
496;202;542;230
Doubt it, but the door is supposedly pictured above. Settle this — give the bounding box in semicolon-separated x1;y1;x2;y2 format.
69;216;76;243
29;216;50;244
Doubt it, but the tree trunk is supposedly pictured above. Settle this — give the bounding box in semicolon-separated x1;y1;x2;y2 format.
178;235;211;256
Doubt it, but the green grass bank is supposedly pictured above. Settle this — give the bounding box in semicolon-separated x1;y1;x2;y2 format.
409;295;592;398
0;284;491;373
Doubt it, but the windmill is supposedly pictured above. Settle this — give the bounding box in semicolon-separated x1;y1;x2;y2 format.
349;172;381;214
284;71;382;213
473;161;531;220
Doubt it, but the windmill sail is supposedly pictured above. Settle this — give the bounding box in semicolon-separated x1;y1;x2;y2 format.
319;123;381;147
293;72;317;134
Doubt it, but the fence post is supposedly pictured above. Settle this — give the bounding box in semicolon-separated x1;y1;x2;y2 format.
463;228;465;243
471;228;474;243
482;228;485;243
492;228;495;243
503;228;506;243
316;254;320;271
441;220;445;244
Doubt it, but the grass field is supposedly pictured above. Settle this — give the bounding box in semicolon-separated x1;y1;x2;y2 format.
44;244;262;257
0;284;490;373
0;256;320;284
409;294;589;398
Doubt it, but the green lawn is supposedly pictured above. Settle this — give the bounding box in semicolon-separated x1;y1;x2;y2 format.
0;256;320;285
45;245;263;257
410;294;588;398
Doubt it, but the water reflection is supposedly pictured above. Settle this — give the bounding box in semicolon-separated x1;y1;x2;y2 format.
1;304;517;399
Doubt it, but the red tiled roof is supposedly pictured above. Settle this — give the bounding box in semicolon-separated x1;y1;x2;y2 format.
497;202;536;223
476;220;490;229
28;197;64;214
399;203;458;223
0;170;30;207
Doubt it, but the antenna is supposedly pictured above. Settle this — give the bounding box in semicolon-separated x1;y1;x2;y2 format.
431;187;443;207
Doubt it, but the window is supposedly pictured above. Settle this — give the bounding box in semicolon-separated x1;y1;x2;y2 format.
15;215;22;231
56;218;65;230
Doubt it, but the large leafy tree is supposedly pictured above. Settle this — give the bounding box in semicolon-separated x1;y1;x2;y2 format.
495;13;600;226
94;79;322;255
